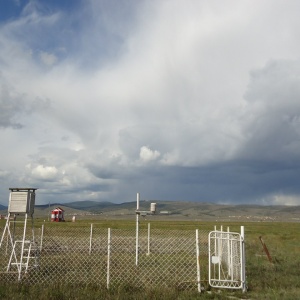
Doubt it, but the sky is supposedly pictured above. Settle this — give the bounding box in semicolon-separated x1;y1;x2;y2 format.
1;0;300;206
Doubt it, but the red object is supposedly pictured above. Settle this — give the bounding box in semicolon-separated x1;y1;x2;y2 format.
51;207;65;222
259;236;272;263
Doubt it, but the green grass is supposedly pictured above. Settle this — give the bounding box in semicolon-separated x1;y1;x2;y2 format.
0;219;300;299
0;282;227;300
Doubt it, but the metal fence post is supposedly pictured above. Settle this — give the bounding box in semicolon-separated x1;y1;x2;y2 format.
241;226;246;292
196;229;201;293
218;226;223;281
107;228;111;289
227;227;231;278
147;223;150;256
136;193;139;266
89;224;93;255
40;224;44;252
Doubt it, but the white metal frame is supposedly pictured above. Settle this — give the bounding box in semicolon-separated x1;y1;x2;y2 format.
0;188;38;281
208;226;246;291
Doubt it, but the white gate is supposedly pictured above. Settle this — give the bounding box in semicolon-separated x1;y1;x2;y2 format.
208;227;246;291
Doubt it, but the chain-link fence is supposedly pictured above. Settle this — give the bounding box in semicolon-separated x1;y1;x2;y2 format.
0;223;212;291
108;228;208;290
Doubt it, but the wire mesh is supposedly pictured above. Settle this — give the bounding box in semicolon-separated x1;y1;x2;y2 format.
108;228;205;290
0;223;211;291
208;231;243;289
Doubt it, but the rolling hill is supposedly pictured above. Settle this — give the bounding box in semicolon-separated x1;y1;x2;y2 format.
60;200;300;221
1;200;299;221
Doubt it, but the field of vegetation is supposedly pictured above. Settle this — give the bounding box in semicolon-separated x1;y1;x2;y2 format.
0;218;299;299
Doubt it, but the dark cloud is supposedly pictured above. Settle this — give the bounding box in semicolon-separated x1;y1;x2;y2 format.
0;82;24;129
1;1;300;206
240;60;300;162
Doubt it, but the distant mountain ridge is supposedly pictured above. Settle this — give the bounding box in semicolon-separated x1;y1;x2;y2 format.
1;200;300;221
58;200;300;221
63;200;115;210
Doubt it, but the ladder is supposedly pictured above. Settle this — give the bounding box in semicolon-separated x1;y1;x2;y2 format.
0;188;39;281
0;213;39;281
7;240;40;275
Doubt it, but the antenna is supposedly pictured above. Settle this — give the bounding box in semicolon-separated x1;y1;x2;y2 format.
135;192;157;265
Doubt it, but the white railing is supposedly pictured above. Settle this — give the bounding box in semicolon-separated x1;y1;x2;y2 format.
208;226;246;291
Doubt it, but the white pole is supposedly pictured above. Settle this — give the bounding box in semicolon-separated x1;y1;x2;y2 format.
147;223;150;256
89;224;93;255
208;231;212;286
107;228;111;289
4;219;10;255
214;225;217;255
213;225;217;280
135;193;140;266
227;227;231;278
136;192;140;211
40;224;44;252
218;225;223;281
5;224;9;255
18;213;28;281
196;229;201;293
241;226;246;292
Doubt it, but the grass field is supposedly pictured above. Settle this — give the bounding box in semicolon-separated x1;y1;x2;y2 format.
0;218;299;299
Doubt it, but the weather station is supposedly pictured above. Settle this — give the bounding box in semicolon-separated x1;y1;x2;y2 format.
8;188;36;215
135;193;158;265
0;188;40;281
135;193;157;217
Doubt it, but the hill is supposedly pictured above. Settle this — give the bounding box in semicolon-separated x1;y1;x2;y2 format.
60;200;300;222
1;200;300;221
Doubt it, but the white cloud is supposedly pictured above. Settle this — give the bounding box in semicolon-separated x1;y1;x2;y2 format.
267;194;300;206
31;165;58;181
139;146;160;162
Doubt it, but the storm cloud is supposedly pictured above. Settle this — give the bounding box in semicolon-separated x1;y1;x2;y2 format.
1;0;300;205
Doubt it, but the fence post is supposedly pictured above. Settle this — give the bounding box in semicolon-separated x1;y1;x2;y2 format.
40;224;44;252
241;226;246;292
196;229;201;293
259;236;272;263
135;193;140;266
218;226;223;281
107;228;111;289
227;227;231;278
89;224;93;255
147;223;150;256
